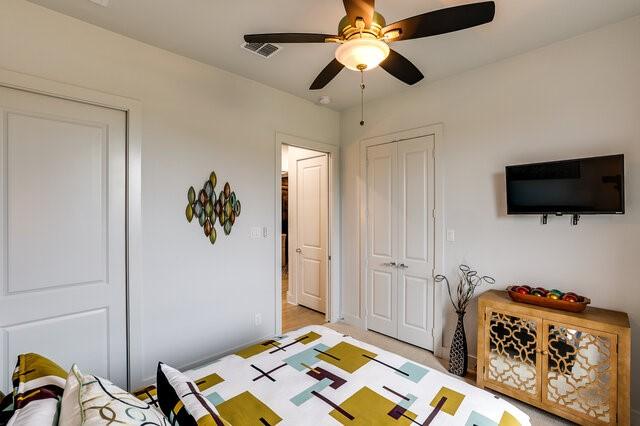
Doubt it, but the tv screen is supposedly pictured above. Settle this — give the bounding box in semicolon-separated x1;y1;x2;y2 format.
506;154;624;215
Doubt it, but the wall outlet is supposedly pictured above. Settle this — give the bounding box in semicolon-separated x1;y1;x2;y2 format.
254;313;262;326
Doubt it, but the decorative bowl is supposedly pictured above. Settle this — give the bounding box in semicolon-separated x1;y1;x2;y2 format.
506;286;590;313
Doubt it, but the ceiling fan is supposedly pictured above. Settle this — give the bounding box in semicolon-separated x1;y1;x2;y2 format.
244;1;496;91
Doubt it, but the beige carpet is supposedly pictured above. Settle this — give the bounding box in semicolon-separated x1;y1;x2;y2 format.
324;322;573;426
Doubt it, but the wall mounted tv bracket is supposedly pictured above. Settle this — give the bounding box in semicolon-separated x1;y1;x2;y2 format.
540;214;580;226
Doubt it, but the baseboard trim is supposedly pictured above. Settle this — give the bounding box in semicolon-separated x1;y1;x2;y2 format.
467;354;477;374
286;292;296;305
340;314;365;329
138;333;274;387
439;346;477;373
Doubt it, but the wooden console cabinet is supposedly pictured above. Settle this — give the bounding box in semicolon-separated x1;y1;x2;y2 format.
477;290;630;425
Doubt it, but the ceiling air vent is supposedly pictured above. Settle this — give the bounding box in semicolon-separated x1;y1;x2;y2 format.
87;0;109;6
241;42;282;59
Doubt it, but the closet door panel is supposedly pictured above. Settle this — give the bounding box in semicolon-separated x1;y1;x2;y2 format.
397;136;435;349
366;143;398;337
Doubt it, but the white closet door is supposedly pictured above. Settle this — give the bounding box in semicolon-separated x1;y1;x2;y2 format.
0;86;128;390
397;136;435;350
296;154;328;313
366;143;398;337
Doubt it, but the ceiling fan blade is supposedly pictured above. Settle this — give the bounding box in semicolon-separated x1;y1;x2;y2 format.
309;59;345;90
343;0;375;27
244;33;336;44
380;50;424;85
382;1;495;41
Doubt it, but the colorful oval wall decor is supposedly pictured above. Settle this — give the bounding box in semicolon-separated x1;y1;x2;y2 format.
185;171;241;245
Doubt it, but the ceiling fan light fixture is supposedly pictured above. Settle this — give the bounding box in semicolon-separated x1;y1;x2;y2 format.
335;38;389;71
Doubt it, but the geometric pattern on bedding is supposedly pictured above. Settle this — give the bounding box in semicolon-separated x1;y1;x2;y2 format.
136;326;530;426
217;391;281;425
138;325;531;425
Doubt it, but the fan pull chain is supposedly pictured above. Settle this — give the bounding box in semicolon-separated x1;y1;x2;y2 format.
359;69;365;126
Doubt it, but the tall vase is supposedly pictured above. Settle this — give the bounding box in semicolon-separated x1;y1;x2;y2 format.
448;311;468;377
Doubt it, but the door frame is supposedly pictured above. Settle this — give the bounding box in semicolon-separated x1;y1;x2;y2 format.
358;124;446;357
274;132;340;333
0;68;143;389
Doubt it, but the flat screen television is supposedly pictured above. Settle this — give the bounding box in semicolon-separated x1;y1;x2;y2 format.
506;154;625;215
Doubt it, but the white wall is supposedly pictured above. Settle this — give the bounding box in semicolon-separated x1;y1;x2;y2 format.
0;0;339;386
340;16;640;413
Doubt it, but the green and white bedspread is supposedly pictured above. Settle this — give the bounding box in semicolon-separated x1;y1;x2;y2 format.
180;325;530;425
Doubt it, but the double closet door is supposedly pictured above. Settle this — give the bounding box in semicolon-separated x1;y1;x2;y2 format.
366;136;435;350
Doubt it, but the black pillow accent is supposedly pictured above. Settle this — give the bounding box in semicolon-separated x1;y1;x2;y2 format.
0;392;14;426
156;362;197;426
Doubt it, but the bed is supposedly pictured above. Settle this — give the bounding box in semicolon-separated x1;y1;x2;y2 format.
139;325;530;425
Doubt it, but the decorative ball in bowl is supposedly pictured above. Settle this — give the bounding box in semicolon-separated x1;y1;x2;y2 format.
507;285;590;313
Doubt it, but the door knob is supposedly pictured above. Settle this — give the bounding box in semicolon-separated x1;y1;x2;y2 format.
296;248;302;254
384;261;397;267
398;263;408;269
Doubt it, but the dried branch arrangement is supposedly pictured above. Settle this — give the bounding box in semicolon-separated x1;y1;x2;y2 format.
435;264;495;314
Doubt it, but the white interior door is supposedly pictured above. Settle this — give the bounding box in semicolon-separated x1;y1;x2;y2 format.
397;136;435;350
0;86;128;390
295;154;328;313
366;136;435;350
366;143;397;337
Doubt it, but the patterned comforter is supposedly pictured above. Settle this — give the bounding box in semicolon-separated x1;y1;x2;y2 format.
153;325;531;425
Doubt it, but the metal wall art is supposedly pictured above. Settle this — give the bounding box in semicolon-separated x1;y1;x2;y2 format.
185;171;241;245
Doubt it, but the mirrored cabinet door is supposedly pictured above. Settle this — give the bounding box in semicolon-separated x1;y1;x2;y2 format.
477;291;630;425
542;322;617;425
484;309;541;402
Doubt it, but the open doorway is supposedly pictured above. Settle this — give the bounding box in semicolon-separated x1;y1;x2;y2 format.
281;144;329;332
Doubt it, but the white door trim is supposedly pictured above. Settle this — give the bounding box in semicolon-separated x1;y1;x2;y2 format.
0;68;143;389
274;132;340;334
358;124;446;357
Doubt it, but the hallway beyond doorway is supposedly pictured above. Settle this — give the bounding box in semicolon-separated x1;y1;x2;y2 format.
282;277;325;332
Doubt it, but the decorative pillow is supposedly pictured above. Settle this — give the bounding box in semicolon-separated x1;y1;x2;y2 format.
6;353;67;426
156;363;229;426
59;365;169;426
57;364;81;425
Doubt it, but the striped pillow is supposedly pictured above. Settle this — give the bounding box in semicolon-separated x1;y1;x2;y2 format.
6;353;67;425
156;363;229;426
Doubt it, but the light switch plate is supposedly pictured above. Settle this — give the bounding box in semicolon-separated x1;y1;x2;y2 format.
447;229;455;242
250;227;261;239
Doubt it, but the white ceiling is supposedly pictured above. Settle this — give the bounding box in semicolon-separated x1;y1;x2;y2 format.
26;0;640;110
